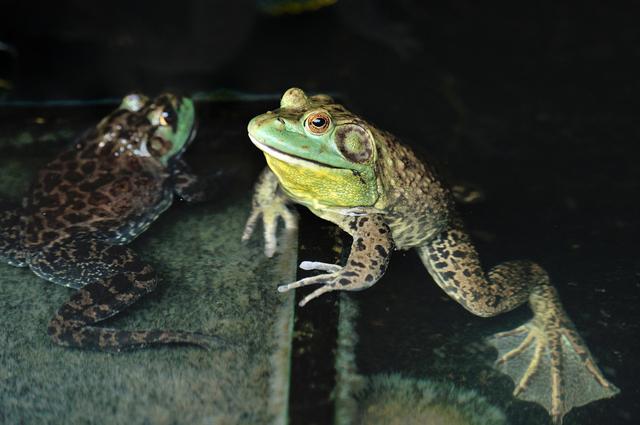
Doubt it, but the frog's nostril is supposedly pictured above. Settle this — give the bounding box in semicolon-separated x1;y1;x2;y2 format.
275;118;286;128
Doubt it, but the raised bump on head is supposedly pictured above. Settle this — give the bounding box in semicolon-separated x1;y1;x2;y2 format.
280;87;309;109
120;93;149;112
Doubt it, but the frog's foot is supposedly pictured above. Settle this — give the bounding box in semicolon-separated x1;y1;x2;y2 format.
488;319;619;424
48;315;224;352
299;260;342;273
242;200;298;257
46;272;224;351
278;214;393;307
242;170;298;257
278;260;373;307
32;237;224;352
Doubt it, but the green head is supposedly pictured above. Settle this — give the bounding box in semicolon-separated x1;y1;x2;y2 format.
113;93;196;165
248;88;379;208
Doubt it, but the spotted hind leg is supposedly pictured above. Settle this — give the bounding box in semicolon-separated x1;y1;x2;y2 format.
418;223;619;423
30;237;219;351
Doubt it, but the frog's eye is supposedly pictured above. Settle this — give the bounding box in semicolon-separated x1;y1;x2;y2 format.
305;112;331;135
159;108;177;127
334;124;373;163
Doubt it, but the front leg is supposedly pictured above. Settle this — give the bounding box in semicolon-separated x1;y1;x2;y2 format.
171;158;232;203
279;214;394;307
242;168;298;257
417;223;619;423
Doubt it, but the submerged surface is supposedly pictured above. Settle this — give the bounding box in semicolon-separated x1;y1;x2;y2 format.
1;98;637;424
1;2;639;424
0;101;297;425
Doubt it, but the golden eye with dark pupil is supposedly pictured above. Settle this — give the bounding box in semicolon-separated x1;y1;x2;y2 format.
306;112;331;134
159;108;176;127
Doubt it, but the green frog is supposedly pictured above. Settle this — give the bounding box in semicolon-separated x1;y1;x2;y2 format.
0;93;220;352
243;88;619;423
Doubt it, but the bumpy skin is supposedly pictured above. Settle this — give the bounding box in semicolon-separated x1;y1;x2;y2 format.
0;93;221;352
243;88;619;423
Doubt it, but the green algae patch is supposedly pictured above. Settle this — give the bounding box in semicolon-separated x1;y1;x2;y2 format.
355;374;506;425
0;153;297;425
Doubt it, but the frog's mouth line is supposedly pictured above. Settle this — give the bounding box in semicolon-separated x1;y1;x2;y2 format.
248;134;341;170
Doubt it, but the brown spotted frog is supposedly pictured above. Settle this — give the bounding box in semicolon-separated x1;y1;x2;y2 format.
242;88;620;423
0;93;220;351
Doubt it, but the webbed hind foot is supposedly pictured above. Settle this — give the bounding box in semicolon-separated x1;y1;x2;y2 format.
488;308;619;423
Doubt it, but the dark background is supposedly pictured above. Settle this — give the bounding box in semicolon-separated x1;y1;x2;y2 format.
1;1;639;424
1;0;638;187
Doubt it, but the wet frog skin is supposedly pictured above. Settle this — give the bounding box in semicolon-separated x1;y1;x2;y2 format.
243;88;620;423
0;93;219;352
